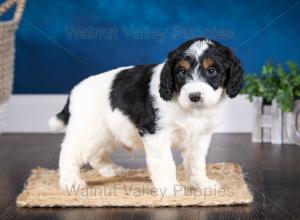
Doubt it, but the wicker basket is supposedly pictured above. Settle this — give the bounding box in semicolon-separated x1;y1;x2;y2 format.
0;0;25;104
0;0;25;132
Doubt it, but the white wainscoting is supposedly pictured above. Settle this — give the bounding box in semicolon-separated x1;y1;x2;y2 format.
1;94;253;133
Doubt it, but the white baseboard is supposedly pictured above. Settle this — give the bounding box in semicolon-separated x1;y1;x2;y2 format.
1;94;253;133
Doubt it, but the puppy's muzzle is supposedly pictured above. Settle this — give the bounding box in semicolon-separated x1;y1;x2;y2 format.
189;92;202;103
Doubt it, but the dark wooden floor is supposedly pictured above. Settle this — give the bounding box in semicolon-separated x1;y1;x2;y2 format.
0;134;299;220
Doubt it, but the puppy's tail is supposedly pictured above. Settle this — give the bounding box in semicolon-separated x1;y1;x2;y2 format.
48;97;70;132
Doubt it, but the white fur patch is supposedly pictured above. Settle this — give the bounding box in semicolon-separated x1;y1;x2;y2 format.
178;81;224;109
48;116;65;132
184;40;211;58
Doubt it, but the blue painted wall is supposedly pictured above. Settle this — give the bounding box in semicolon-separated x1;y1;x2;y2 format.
10;0;300;93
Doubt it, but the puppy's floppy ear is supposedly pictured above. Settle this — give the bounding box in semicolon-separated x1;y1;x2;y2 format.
225;50;244;98
159;49;179;101
159;61;174;101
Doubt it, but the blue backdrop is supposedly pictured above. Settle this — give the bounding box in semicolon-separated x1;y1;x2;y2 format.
9;0;300;93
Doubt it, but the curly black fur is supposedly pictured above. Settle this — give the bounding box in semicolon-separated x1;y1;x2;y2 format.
225;54;244;98
110;65;158;136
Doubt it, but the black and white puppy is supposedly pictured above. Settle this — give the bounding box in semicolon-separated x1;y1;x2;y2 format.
49;37;243;196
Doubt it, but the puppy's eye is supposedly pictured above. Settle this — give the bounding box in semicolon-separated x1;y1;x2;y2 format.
178;67;186;75
207;67;216;75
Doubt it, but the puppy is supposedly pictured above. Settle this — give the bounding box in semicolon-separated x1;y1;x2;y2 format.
49;37;243;196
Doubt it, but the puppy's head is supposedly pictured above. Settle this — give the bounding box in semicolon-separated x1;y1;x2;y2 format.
159;38;243;109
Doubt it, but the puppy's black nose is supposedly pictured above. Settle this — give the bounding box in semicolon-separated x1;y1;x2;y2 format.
189;92;201;102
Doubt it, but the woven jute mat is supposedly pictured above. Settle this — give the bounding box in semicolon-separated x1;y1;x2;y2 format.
16;163;253;207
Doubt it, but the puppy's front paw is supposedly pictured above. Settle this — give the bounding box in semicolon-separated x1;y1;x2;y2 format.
59;177;87;191
190;177;221;191
201;178;221;191
155;182;185;197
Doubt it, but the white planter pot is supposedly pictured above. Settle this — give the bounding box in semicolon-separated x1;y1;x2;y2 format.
283;100;300;145
252;97;300;145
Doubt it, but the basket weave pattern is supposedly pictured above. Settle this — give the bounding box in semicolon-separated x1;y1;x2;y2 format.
0;0;25;104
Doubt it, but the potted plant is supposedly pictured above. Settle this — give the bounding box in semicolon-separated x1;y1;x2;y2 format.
243;61;300;145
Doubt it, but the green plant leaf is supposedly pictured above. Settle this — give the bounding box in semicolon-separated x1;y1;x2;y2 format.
243;61;300;112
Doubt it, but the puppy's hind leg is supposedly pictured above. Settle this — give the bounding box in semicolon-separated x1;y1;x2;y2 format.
59;139;87;191
89;148;128;177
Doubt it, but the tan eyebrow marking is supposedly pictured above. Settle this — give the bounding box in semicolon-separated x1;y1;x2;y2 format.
203;58;214;70
178;60;191;70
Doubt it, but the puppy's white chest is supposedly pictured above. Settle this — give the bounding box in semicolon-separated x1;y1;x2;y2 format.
166;107;219;149
178;117;212;139
172;108;218;133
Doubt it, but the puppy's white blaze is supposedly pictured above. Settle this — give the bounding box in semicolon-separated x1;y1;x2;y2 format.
190;63;200;80
185;40;210;81
48;116;65;131
184;40;209;59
